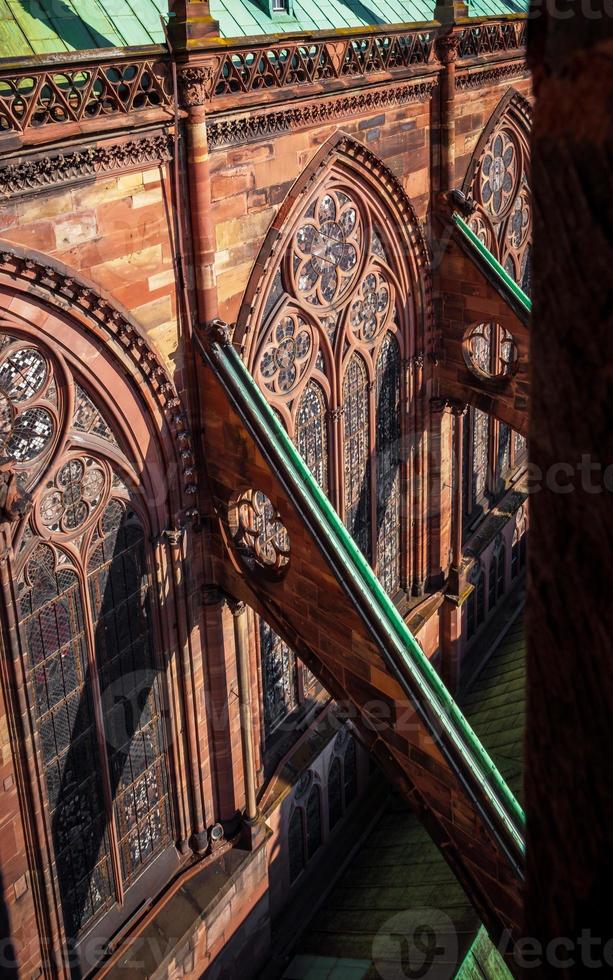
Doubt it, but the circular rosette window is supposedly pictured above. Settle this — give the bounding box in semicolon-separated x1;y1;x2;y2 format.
229;489;290;578
292;190;362;309
36;456;109;536
0;339;56;477
349;271;392;342
257;311;314;397
467;209;496;254
463;322;518;380
480;130;519;218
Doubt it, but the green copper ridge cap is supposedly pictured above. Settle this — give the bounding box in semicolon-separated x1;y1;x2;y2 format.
197;328;526;869
453;212;532;319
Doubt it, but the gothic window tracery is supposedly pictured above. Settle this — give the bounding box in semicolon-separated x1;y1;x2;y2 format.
6;328;173;945
246;166;408;594
462;99;531;532
467;113;531;299
246;159;413;745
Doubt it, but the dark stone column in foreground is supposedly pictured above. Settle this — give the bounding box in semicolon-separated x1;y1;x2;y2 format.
526;5;613;974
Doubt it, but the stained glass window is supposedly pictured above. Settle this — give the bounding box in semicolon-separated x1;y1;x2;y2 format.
343;355;371;562
260;619;298;739
375;334;401;595
306;785;322;859
472;409;490;506
19;544;114;939
88;501;170;886
328;757;343;830
296;382;328;494
288;807;305;883
11;336;174;946
497;423;511;484
513;430;527;462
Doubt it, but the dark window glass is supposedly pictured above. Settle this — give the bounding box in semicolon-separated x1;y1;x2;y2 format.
328;757;343;830
288;808;305;883
375;334;401;595
260;619;298;739
306;786;322;860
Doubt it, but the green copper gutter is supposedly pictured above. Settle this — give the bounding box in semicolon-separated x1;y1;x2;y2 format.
452;212;532;320
197;328;525;874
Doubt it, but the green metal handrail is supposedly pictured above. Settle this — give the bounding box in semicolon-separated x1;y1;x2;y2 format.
453;212;532;318
198;327;526;872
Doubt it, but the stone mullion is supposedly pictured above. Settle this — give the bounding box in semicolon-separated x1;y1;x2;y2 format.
368;377;378;571
163;531;210;853
327;407;345;520
427;397;451;589
412;351;427;595
401;356;412;594
201;588;245;828
152;537;193;855
246;605;263;782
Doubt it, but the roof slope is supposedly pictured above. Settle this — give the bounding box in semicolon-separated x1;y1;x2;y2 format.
0;0;529;57
288;617;525;978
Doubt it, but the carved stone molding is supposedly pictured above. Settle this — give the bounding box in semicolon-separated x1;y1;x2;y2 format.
179;61;221;107
207;80;437;148
435;33;460;66
455;63;529;91
0;245;197;500
0;133;173;200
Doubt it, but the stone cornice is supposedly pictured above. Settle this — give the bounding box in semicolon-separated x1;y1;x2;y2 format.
206;79;437;148
455;62;529;91
0;132;173;200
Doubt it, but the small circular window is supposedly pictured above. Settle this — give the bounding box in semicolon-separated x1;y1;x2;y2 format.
229;488;290;577
463;322;518;380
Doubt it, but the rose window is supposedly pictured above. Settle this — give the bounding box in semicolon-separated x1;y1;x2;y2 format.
39;457;107;534
349;272;390;342
293;191;361;308
480;131;517;216
0;338;55;472
259;313;313;396
230;489;290;575
463;322;518;380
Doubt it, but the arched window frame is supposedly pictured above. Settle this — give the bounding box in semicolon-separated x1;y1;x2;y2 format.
237;142;421;597
235;138;429;757
0;276;195;969
327;728;360;833
461;93;531;530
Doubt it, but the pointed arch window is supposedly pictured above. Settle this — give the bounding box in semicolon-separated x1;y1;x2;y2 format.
343;354;371;563
5;328;174;950
242;157;416;599
375;333;401;595
461;100;531;529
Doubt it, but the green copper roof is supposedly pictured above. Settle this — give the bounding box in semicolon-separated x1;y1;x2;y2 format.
294;618;525;978
0;0;529;57
0;0;168;57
